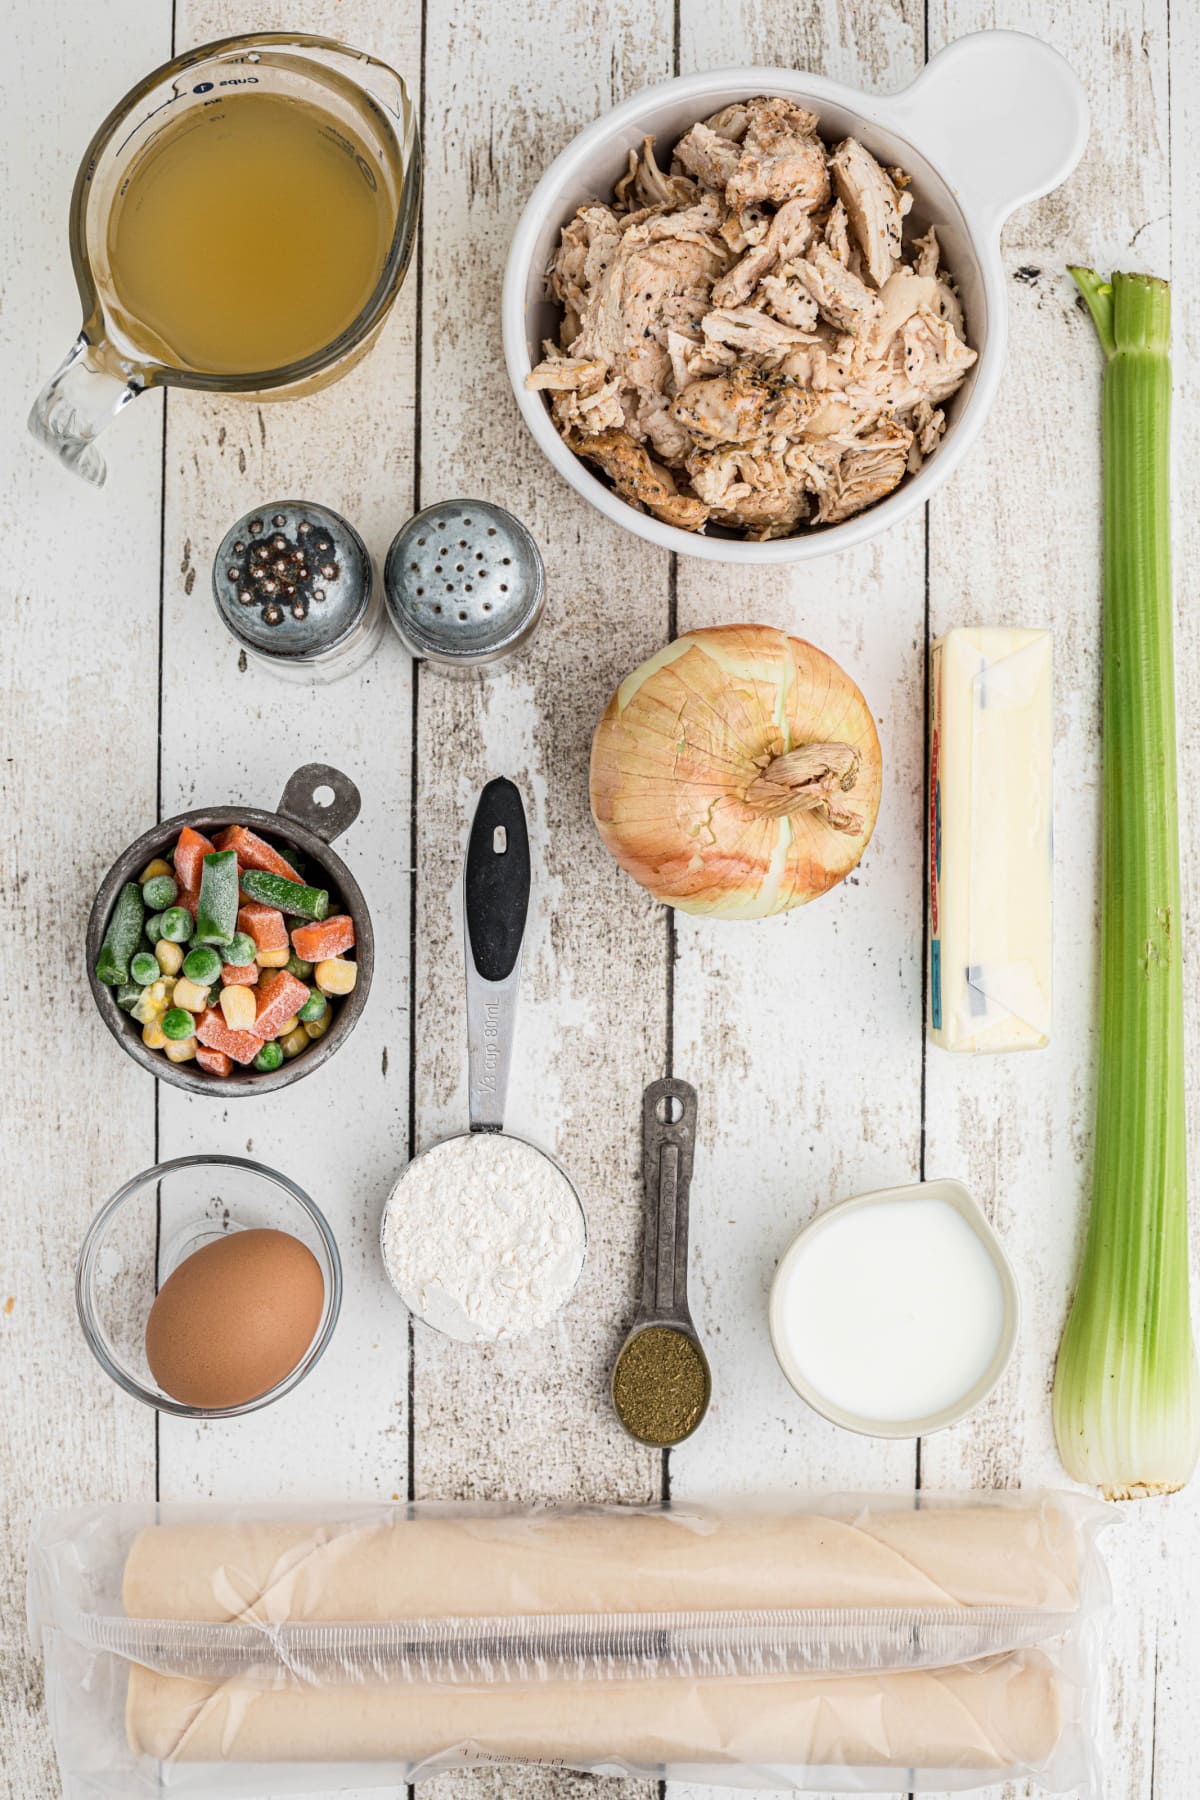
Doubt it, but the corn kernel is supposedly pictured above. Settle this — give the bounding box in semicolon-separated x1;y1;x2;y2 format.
280;1025;309;1061
315;957;357;996
139;857;172;884
130;990;166;1026
173;977;210;1013
255;947;291;969
155;939;184;976
142;1020;167;1050
164;1035;197;1063
276;1014;300;1037
220;985;257;1032
304;1012;331;1041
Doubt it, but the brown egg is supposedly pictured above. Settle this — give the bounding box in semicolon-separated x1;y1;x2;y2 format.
145;1228;325;1408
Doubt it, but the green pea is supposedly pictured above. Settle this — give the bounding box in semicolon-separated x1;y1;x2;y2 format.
162;1008;195;1041
226;931;258;967
142;874;178;910
183;946;223;986
287;954;314;979
130;952;161;986
253;1041;284;1072
297;989;327;1023
160;907;194;944
144;913;165;944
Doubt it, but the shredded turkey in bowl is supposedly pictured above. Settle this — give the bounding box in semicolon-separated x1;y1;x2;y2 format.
527;98;978;539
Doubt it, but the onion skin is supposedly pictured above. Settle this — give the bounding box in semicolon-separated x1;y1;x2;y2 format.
590;624;882;918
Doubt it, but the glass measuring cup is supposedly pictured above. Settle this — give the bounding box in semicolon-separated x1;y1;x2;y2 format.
29;33;420;486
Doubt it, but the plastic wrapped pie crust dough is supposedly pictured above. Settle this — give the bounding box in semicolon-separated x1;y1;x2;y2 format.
28;1495;1111;1797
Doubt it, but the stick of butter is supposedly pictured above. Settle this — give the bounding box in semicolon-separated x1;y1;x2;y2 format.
928;627;1052;1053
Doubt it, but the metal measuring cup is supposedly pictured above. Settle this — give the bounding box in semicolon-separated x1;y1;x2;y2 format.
611;1078;712;1445
380;779;587;1341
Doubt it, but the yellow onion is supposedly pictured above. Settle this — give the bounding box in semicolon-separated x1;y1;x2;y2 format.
590;624;882;918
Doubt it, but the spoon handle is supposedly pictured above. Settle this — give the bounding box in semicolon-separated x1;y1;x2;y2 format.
464;779;530;1133
640;1078;698;1319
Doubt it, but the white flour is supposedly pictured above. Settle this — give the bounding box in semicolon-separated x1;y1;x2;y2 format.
381;1132;586;1342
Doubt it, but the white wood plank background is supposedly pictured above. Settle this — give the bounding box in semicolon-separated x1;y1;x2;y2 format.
1;2;1198;1798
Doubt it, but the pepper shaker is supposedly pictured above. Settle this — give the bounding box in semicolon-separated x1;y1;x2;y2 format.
212;501;385;683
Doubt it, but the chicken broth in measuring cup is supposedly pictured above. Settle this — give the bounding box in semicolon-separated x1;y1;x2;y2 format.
105;91;397;377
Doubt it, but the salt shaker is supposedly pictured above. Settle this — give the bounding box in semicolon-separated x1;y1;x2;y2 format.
383;500;546;671
212;501;385;683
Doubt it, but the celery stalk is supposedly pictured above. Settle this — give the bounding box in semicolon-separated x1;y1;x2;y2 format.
1052;269;1200;1498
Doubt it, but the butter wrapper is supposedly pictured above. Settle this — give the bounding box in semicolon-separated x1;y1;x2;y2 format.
928;627;1053;1054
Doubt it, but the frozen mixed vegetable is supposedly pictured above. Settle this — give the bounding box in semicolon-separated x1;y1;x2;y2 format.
95;820;358;1080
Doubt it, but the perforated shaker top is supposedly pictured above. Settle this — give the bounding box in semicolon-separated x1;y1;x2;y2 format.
212;501;373;661
383;500;545;666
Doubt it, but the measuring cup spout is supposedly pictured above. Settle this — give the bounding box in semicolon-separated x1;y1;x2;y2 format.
28;333;142;487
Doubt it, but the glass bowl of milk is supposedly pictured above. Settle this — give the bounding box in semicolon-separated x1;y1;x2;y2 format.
768;1178;1019;1437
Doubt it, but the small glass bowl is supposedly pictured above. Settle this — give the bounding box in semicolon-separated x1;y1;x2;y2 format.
76;1154;342;1418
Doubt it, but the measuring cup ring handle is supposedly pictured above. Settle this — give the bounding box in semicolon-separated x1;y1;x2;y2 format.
277;764;363;843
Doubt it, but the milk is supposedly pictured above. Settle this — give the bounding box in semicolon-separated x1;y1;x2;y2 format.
772;1194;1007;1424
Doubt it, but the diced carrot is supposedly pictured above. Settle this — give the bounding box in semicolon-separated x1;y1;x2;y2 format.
196;1008;264;1066
221;960;260;986
291;915;355;961
215;825;302;884
175;826;216;917
237;903;289;952
195;1046;232;1078
254;970;311;1040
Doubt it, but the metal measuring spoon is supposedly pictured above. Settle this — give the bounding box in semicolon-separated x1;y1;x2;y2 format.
380;779;587;1341
383;500;546;669
611;1078;711;1445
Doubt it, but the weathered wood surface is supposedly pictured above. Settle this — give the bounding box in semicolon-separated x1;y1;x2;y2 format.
2;1;1198;1798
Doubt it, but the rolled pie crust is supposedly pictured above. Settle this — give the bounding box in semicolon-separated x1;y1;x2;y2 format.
122;1506;1079;1770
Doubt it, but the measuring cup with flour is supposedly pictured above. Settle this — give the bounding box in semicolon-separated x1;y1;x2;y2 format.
381;779;587;1341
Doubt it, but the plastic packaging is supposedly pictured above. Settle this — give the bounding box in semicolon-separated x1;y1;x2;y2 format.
28;1494;1111;1796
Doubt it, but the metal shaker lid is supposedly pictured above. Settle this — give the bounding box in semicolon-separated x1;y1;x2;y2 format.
383;500;545;667
212;502;373;663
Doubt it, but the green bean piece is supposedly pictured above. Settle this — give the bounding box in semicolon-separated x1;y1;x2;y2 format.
195;850;239;946
239;868;330;921
95;882;145;985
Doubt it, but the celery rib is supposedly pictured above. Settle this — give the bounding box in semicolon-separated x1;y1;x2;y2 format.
1051;269;1200;1499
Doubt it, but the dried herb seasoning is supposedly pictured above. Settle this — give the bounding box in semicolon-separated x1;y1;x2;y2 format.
612;1325;709;1447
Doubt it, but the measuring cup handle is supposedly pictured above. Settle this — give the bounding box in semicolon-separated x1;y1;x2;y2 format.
277;764;362;844
464;778;531;1132
28;334;142;488
882;31;1088;240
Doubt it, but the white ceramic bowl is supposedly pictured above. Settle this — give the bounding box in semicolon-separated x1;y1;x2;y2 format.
503;31;1087;564
767;1177;1020;1438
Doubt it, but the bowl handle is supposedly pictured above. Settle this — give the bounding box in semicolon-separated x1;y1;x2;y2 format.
277;764;362;844
882;31;1088;238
